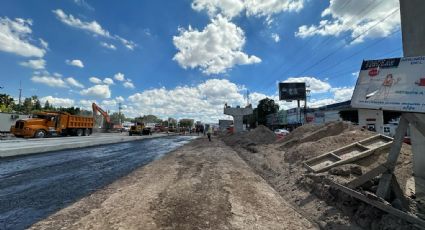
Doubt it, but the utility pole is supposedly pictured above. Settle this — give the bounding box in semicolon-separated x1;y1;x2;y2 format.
18;81;22;106
118;102;122;125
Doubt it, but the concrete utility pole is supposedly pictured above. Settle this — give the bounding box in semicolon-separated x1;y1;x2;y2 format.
18;81;22;106
399;0;425;216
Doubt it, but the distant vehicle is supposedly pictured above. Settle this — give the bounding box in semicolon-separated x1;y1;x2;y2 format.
274;129;290;138
122;122;134;132
10;111;93;138
129;122;151;136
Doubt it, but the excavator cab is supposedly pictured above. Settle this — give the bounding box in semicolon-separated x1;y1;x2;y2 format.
129;122;151;136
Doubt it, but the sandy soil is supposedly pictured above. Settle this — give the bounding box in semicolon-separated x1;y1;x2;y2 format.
223;122;417;229
30;137;316;230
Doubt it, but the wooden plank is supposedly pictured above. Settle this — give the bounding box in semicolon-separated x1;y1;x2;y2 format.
304;134;392;173
405;113;425;137
329;180;425;228
391;174;410;211
376;115;409;198
347;165;387;188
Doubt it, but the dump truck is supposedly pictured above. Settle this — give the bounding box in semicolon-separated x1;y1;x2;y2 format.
10;111;93;138
129;122;151;136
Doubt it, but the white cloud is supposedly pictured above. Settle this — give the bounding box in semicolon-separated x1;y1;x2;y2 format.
127;78;246;122
284;76;331;93
39;39;49;49
123;81;135;89
80;84;111;99
331;86;354;101
40;96;75;108
31;72;85;89
115;96;125;103
103;77;114;85
53;9;110;37
101;99;117;107
271;33;280;42
20;59;46;69
100;42;116;50
89;77;102;84
66;77;84;88
66;59;84;68
114;72;125;81
53;9;136;50
78;99;96;110
173;15;261;75
191;0;304;19
295;0;400;43
73;0;94;11
31;75;68;88
0;17;46;57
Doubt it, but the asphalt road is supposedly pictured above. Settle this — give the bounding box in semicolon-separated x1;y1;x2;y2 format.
0;135;196;230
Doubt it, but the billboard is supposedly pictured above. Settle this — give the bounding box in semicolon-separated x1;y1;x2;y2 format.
351;56;425;113
279;82;306;101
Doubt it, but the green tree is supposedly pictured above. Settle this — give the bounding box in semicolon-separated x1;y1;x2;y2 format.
34;99;42;111
44;100;51;110
23;97;33;114
179;119;194;128
257;98;279;126
0;94;15;112
110;112;125;124
0;94;14;107
167;117;177;127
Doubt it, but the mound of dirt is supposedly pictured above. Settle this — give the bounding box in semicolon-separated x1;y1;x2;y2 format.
224;125;276;146
280;121;357;149
283;129;374;164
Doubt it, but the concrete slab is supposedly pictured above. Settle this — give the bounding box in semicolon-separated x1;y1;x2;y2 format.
0;133;173;158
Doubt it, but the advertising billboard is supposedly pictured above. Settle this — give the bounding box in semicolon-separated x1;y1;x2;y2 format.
351;56;425;113
279;82;306;101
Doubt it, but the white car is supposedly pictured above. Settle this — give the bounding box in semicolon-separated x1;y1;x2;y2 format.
274;129;290;137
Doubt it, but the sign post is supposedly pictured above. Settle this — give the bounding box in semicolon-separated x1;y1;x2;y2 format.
351;56;425;217
279;82;307;125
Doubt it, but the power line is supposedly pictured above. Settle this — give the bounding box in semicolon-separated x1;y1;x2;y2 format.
255;0;355;91
315;29;401;76
295;8;400;77
259;0;395;92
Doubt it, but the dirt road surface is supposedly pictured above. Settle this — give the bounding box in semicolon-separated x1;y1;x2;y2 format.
30;138;316;230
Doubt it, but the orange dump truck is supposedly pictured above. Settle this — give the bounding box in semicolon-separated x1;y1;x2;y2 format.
10;111;94;138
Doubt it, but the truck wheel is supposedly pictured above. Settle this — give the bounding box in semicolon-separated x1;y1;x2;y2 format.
34;130;46;138
83;128;90;136
76;129;84;136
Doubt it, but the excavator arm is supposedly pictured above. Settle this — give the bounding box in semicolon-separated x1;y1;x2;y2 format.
92;103;111;124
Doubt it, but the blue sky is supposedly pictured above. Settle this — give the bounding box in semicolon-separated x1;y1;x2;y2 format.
0;0;402;122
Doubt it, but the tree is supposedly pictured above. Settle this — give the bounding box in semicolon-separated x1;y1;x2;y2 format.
168;117;177;127
256;98;279;126
23;97;33;114
179;119;194;128
34;99;42;111
44;100;51;110
110;112;125;124
0;94;14;107
0;94;15;112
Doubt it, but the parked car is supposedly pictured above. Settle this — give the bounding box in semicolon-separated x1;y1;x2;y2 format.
274;129;290;138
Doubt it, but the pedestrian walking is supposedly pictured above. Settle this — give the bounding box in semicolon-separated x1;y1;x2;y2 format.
207;126;212;142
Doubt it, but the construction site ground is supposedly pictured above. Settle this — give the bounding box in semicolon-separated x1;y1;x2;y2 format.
12;122;420;230
29;137;316;230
